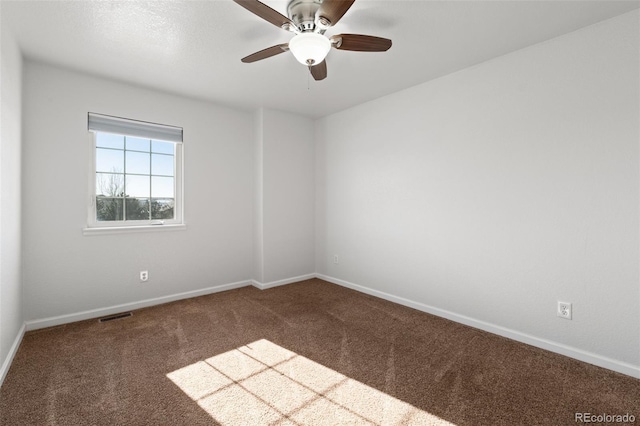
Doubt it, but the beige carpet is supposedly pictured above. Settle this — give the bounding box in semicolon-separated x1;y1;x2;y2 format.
1;278;638;425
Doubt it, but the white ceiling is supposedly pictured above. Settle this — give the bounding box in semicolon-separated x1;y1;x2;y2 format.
3;0;639;118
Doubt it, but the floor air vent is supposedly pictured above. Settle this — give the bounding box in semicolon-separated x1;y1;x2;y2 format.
99;312;133;323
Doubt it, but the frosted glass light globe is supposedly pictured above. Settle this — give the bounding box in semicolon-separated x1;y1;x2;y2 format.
289;32;331;66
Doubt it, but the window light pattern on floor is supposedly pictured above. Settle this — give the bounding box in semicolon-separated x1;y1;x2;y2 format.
167;339;455;425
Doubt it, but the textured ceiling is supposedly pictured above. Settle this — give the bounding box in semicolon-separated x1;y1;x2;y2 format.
2;0;639;118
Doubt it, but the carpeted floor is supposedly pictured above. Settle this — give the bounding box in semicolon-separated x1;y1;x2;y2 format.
0;278;638;425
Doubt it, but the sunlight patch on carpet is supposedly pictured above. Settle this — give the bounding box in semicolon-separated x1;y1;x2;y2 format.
167;339;455;425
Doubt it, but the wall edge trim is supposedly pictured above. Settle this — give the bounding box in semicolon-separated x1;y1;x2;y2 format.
18;273;639;379
251;273;316;290
0;323;26;388
316;273;640;379
24;279;252;331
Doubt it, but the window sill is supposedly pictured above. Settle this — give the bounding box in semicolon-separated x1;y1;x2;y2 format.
82;223;187;236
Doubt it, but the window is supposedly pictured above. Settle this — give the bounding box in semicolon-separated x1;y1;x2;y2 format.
86;113;184;232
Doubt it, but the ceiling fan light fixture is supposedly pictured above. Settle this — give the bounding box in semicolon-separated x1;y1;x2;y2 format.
289;32;331;66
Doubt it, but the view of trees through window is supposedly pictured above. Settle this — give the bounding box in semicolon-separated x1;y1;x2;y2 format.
95;132;175;222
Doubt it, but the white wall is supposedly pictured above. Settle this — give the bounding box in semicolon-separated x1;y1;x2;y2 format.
0;15;24;380
22;61;254;322
316;11;640;374
254;108;315;285
253;109;265;283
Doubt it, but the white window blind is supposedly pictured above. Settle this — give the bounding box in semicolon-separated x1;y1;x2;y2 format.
88;113;183;143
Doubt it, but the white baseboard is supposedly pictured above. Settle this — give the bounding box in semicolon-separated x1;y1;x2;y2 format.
25;279;253;331
316;274;640;379
252;273;316;290
16;272;640;379
25;272;317;331
0;323;26;387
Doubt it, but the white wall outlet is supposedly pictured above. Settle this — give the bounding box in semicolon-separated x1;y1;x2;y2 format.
333;255;339;264
140;270;149;282
557;301;572;319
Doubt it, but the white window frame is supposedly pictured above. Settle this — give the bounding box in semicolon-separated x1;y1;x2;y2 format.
83;113;185;235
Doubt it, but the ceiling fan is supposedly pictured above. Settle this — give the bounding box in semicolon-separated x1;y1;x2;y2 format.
233;0;392;81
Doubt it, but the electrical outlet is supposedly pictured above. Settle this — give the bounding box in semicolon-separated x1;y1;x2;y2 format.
557;301;572;320
140;270;149;282
333;255;339;264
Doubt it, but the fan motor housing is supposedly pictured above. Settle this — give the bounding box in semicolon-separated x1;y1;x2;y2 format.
287;0;322;32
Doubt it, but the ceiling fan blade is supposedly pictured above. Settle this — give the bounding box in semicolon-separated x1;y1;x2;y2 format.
331;34;392;52
316;0;355;27
241;44;289;63
233;0;296;31
309;60;327;81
